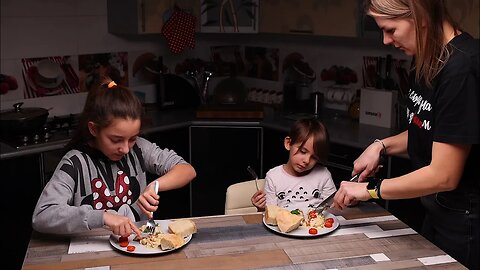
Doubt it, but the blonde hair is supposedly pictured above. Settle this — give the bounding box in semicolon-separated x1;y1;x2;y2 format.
366;0;459;88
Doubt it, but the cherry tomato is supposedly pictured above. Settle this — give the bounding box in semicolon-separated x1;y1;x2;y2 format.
324;222;333;228
119;236;128;243
119;241;129;247
309;211;317;219
325;218;334;224
127;245;136;252
309;228;318;234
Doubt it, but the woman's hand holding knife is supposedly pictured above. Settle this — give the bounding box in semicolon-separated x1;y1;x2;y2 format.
332;161;384;211
332;138;386;210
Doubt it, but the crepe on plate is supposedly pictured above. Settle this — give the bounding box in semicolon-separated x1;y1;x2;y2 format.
168;219;197;238
139;219;197;250
265;204;304;233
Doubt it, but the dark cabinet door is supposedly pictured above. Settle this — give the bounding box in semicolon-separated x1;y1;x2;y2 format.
385;156;424;232
143;128;191;219
2;155;42;270
190;126;262;217
326;143;366;187
263;128;288;176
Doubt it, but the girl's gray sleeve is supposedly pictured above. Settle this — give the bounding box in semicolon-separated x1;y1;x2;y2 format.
136;137;188;175
32;158;104;234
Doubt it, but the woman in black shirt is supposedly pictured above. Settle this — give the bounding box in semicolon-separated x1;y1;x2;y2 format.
332;1;479;269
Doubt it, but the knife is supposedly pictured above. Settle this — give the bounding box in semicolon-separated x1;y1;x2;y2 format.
314;173;360;214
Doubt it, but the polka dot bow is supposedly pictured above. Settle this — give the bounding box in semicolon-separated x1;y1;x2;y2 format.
92;171;133;210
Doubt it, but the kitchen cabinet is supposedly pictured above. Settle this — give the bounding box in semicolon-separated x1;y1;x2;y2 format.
190;125;262;217
259;0;359;37
1;155;43;270
200;0;259;33
107;0;200;34
263;128;288;175
143;128;191;219
445;0;480;38
40;149;67;188
327;143;367;186
384;156;424;232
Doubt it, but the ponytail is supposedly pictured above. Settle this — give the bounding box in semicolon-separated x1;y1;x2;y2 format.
65;77;143;150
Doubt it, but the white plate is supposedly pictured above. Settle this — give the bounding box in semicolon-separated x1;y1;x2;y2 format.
263;211;339;237
35;71;65;90
109;219;193;255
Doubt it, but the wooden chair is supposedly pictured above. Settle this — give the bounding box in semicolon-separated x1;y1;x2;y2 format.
225;179;266;215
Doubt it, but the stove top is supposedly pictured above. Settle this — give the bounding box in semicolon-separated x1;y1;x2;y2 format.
1;114;79;150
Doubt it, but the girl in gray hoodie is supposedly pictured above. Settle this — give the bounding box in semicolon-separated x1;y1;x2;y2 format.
32;78;196;237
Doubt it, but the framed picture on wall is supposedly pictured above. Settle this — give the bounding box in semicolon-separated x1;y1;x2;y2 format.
21;56;80;99
244;46;279;81
201;0;258;33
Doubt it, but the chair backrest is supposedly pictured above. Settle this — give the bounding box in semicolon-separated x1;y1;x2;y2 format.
225;179;266;215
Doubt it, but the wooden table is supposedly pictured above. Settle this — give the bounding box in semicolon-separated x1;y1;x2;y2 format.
22;202;466;270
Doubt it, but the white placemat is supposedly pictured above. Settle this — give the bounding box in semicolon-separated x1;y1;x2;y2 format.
68;235;112;254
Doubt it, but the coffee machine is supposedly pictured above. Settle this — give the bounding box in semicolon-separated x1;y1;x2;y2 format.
283;79;309;113
283;69;319;115
281;54;323;116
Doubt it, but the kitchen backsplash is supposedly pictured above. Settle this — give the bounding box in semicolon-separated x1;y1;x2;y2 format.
1;0;409;117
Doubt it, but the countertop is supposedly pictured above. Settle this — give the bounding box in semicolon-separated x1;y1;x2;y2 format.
0;105;399;160
21;202;465;270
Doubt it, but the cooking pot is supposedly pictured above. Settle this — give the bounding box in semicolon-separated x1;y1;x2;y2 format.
157;74;201;109
0;102;49;136
213;77;247;105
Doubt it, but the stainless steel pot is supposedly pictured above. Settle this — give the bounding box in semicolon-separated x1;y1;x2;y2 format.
0;102;49;136
213;77;247;105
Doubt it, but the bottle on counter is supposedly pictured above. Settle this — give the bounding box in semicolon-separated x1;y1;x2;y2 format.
348;89;361;121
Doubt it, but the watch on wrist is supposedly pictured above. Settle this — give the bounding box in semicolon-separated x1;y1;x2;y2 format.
367;179;380;199
375;178;384;200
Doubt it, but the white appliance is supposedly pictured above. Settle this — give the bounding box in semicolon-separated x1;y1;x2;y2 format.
360;88;398;128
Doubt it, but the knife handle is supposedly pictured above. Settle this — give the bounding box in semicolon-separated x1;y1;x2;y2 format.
349;173;360;182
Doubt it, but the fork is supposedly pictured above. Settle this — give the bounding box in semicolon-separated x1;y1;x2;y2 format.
247;166;260;191
144;181;159;235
